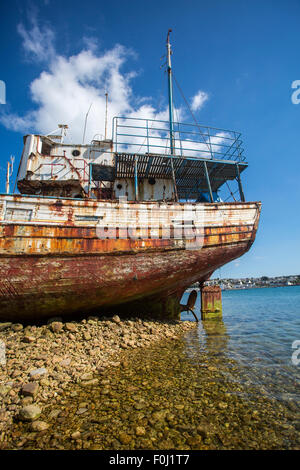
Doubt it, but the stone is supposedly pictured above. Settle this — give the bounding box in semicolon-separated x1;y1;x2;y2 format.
65;323;77;332
0;322;12;331
134;402;146;410
0;385;11;397
29;368;47;378
119;432;132;445
197;425;209;439
22;382;39;398
23;335;36;343
218;402;228;410
112;315;121;324
187;436;202;447
12;370;22;378
152;410;167;421
135;426;146;436
80;379;98;387
39;378;50;386
12;323;23;331
21;397;34;406
60;358;71;367
50;322;63;333
19;404;42;421
31;421;49;432
76;408;88;415
79;402;88;408
174;404;185;410
52;355;62;364
83;332;91;341
48;409;61;419
80;372;93;381
71;431;81;440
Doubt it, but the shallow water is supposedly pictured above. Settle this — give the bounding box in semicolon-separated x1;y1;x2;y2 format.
182;286;300;404
6;286;300;450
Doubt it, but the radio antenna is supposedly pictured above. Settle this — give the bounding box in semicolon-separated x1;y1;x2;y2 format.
105;92;108;140
82;103;93;144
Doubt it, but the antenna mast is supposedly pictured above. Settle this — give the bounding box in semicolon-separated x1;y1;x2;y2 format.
6;155;14;194
105;92;108;140
166;29;175;154
82;103;93;144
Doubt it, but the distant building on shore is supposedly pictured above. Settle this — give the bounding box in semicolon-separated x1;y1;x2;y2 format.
192;275;300;290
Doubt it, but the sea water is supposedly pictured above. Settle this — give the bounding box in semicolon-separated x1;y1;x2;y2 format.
181;286;300;404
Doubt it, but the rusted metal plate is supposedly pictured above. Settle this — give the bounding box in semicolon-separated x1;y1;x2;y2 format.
201;285;222;320
0;194;261;321
0;239;254;322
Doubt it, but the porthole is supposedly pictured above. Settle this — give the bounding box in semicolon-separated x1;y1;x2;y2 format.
72;149;81;157
117;184;122;190
148;177;156;185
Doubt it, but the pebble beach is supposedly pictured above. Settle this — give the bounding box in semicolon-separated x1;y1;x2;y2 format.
0;316;196;449
0;303;299;451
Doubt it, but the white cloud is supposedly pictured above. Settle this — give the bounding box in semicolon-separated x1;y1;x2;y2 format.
17;13;55;63
190;90;209;112
1;18;184;147
1;15;214;156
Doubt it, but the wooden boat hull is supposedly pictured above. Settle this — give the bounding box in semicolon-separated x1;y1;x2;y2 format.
0;195;261;322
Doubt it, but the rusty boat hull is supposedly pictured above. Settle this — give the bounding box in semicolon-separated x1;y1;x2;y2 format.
0;195;261;322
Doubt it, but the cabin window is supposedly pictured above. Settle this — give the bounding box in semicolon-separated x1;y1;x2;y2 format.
41;142;51;155
72;150;81;156
75;215;102;222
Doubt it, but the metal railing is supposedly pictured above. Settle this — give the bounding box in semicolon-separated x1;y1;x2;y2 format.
112;116;245;163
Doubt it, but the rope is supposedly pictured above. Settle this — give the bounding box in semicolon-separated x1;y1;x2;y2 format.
225;181;236;202
173;73;213;157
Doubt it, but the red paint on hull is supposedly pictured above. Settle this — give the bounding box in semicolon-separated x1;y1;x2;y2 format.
0;240;253;322
0;197;261;321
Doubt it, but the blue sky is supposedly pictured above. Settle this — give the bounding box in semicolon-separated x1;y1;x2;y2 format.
0;0;299;278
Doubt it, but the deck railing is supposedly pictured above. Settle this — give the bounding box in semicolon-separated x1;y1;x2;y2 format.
112;116;245;163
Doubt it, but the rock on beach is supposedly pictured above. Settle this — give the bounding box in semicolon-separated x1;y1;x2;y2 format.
19;405;42;422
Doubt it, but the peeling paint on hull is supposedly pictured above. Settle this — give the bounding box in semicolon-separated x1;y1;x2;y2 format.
0;195;261;321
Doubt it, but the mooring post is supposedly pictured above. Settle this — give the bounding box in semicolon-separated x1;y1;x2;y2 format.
200;282;222;320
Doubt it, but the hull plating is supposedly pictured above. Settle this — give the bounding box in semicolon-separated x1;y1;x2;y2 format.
0;195;261;321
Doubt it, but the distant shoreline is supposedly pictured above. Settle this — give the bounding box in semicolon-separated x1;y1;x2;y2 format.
186;284;300;292
222;284;300;291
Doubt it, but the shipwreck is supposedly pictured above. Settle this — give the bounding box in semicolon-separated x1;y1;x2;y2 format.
0;31;260;322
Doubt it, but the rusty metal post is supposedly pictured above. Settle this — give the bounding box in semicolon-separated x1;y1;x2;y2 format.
203;161;214;203
170;156;178;202
88;162;92;198
236;164;245;202
200;283;222;320
134;155;139;201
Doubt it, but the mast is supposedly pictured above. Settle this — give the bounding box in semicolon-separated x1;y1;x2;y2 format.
104;92;108;140
166;29;175;154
